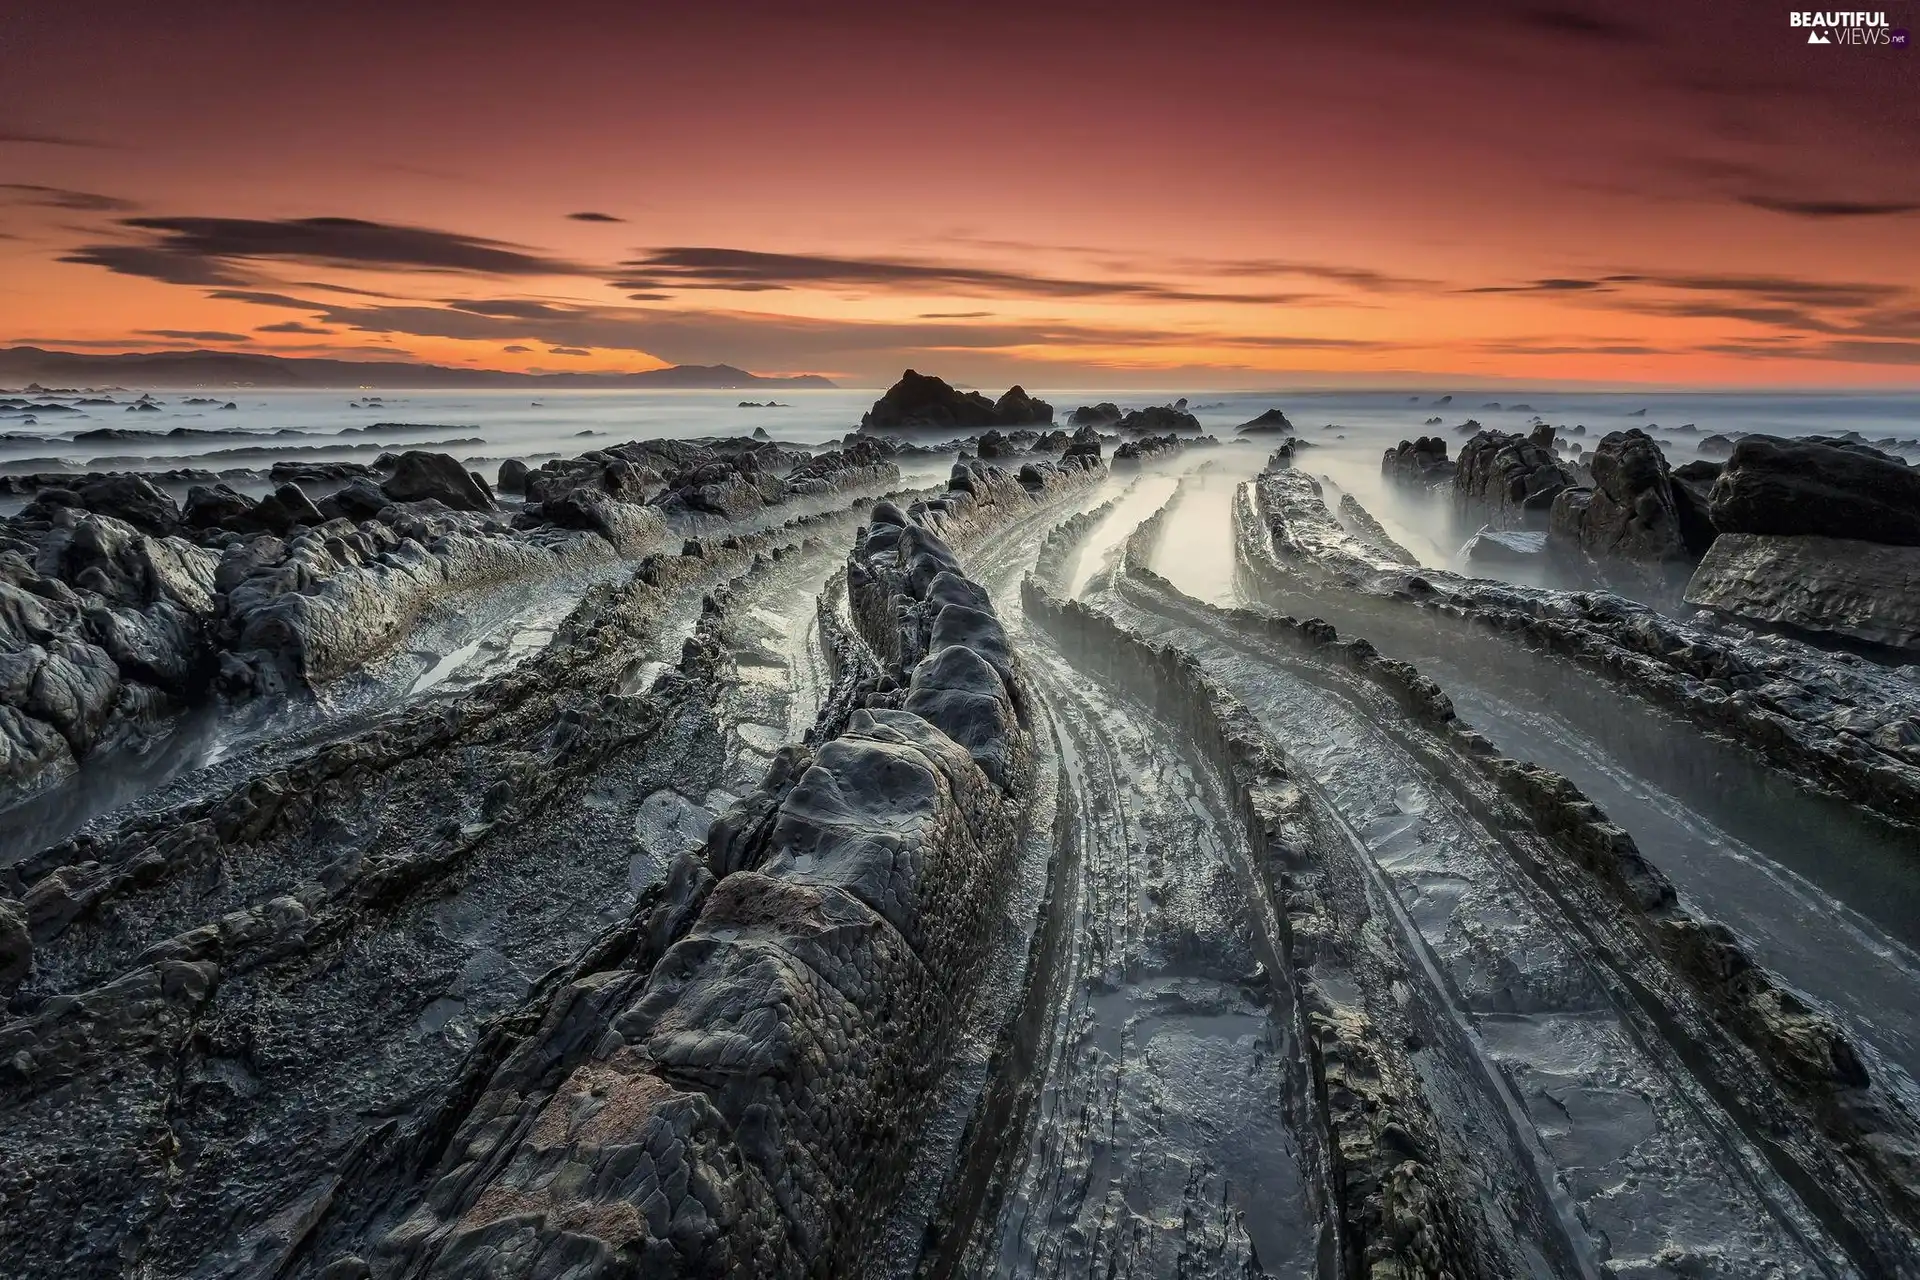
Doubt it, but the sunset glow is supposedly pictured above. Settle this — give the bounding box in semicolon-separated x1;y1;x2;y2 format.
2;0;1916;386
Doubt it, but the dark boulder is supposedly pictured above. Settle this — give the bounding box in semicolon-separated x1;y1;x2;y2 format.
860;370;1047;431
497;458;530;494
1382;437;1454;487
1547;428;1709;564
1237;408;1294;434
1454;428;1575;527
1709;435;1920;546
317;477;393;523
991;385;1054;425
1115;405;1201;434
381;450;495;513
977;429;1017;459
1068;402;1123;427
74;474;180;536
1063;424;1102;464
183;483;259;532
253;483;326;534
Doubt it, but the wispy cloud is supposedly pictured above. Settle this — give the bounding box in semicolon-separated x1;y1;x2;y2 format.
64;215;588;287
612;246;1318;305
0;183;138;213
567;211;624;223
138;328;253;342
255;320;337;334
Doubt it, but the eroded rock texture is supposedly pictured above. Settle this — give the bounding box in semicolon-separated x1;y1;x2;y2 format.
1453;427;1575;527
1547;427;1715;565
355;472;1072;1278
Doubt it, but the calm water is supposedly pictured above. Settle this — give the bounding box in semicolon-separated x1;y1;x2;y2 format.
3;385;1915;515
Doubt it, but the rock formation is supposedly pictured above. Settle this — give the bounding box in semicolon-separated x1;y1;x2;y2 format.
1453;426;1575;527
1382;436;1455;487
1547;428;1714;566
859;370;1053;431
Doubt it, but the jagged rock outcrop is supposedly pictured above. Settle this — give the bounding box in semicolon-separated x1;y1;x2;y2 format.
859;370;1052;432
1236;408;1293;433
374;496;1051;1277
1709;435;1920;545
1675;437;1920;645
1454;426;1575;527
1114;404;1201;434
1062;424;1102;464
0;503;219;799
1112;433;1205;466
1547;428;1714;565
1382;436;1455;488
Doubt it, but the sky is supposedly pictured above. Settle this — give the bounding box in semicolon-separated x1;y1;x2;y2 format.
1;0;1917;388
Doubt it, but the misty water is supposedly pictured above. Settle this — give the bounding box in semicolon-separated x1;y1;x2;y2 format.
1137;469;1920;1098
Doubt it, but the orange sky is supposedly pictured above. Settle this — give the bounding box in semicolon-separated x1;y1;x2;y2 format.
1;0;1917;387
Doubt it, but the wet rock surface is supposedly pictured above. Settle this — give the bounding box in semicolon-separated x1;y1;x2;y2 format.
1547;427;1714;565
5;402;1919;1280
1381;435;1454;488
1710;435;1920;545
1686;532;1920;649
1454;426;1575;527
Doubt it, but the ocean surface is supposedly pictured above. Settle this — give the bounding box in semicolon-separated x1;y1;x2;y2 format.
4;384;1916;525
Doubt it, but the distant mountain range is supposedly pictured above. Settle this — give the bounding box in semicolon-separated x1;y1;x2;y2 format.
0;347;837;391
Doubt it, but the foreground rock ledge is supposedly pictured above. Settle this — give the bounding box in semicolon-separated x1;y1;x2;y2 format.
365;457;1098;1278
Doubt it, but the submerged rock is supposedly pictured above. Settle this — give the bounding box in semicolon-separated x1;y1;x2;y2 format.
1464;527;1548;567
1685;533;1920;649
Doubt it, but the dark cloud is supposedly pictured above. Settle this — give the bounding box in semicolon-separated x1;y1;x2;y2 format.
1517;8;1649;43
919;311;991;319
0;183;138;212
64;215;586;287
546;345;592;356
567;211;624;222
255;320;336;334
613;246;1316;305
138;329;252;342
1739;195;1920;219
1463;278;1614;294
206;289;324;309
0;129;116;149
502;344;532;353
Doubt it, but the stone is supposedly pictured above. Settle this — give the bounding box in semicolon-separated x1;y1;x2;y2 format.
497;458;530;494
1710;435;1920;546
1382;437;1454;487
1115;404;1201;434
1237;408;1294;433
1547;428;1708;564
1684;533;1920;649
860;369;1046;431
1454;429;1575;528
380;450;496;513
1068;402;1122;427
74;475;180;536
